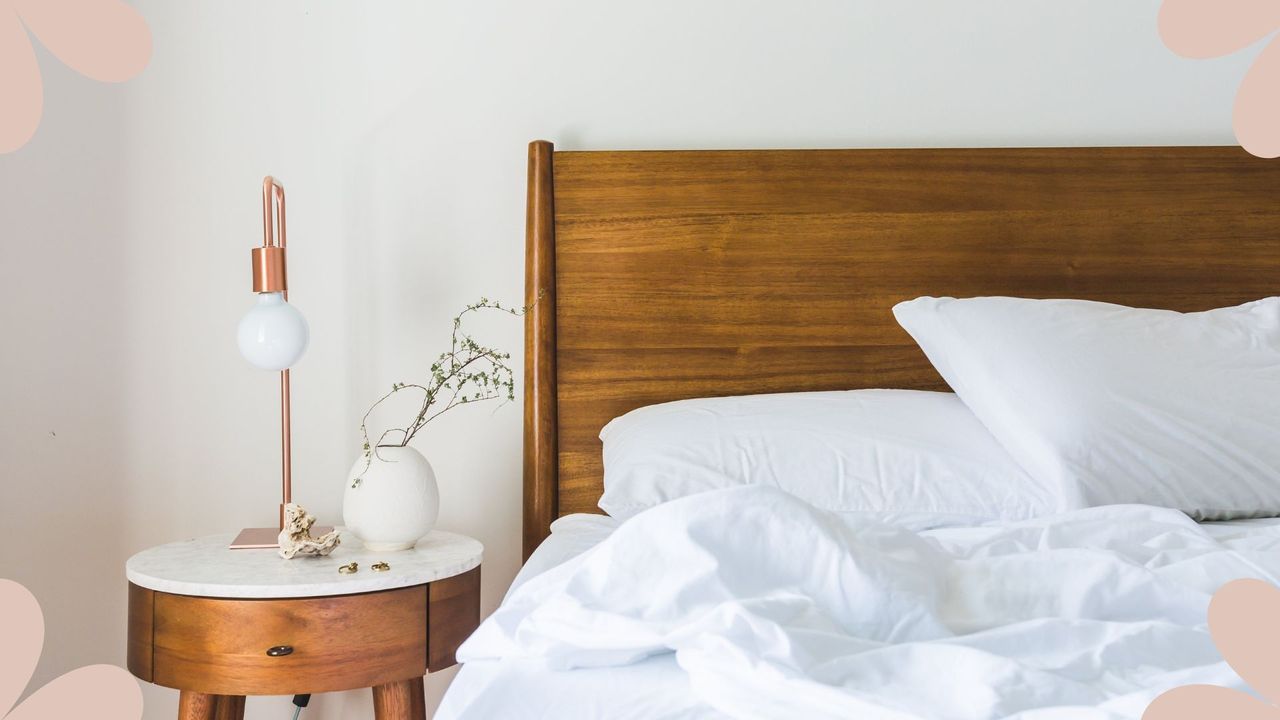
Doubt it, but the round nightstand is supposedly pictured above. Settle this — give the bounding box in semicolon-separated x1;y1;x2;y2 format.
126;530;483;720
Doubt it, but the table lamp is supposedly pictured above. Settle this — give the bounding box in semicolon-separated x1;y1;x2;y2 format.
230;176;320;549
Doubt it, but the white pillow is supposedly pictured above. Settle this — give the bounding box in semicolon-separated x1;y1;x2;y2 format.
893;296;1280;520
598;389;1063;527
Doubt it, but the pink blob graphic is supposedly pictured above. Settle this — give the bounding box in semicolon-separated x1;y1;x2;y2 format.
1145;684;1277;720
0;0;150;153
0;10;42;155
1158;0;1280;59
0;580;143;720
1143;579;1280;719
1234;38;1280;159
1158;0;1280;158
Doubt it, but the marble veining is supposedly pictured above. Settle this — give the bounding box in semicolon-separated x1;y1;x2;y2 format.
126;529;482;598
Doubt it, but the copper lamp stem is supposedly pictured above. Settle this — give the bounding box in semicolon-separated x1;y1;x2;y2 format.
263;176;290;531
280;368;291;530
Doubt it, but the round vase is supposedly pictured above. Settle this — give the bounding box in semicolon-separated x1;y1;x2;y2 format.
343;445;440;551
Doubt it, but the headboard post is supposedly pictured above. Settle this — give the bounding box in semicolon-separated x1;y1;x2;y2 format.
523;140;558;561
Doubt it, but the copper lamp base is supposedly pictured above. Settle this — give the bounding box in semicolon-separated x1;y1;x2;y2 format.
230;527;285;549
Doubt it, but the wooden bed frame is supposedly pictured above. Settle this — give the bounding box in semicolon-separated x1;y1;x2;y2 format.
521;140;1280;560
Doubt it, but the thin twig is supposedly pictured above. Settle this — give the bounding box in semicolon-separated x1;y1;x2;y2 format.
350;295;536;487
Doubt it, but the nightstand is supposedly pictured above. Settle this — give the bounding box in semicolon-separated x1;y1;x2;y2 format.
125;530;482;720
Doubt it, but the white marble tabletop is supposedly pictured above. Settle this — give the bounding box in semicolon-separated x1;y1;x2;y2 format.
126;529;483;599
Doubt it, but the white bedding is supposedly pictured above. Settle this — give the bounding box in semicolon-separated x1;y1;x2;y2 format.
599;389;1062;526
438;514;712;719
893;295;1280;520
438;491;1280;720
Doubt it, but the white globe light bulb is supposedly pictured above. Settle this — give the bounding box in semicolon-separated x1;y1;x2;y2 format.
237;292;309;371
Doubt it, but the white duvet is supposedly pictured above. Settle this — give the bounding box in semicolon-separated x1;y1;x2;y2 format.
456;487;1280;719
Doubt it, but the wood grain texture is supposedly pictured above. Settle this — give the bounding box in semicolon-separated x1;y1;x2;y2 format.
175;693;244;720
427;566;481;672
177;691;218;720
372;677;426;720
525;144;1280;526
127;583;154;682
524;139;559;560
212;695;245;720
151;586;427;695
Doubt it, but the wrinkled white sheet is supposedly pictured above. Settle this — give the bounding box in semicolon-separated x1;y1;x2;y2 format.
452;487;1280;720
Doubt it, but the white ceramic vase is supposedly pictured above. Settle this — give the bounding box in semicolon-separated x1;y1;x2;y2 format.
343;445;440;551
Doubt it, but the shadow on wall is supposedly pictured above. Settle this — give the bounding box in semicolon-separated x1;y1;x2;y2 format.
0;51;136;702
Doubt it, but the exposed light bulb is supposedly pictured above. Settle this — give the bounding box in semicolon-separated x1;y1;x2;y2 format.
237;292;309;371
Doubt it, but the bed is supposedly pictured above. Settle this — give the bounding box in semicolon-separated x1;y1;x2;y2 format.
437;142;1280;719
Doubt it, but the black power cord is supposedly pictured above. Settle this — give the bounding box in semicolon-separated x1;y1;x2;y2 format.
290;694;311;720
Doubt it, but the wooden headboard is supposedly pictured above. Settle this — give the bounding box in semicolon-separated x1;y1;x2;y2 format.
522;140;1280;559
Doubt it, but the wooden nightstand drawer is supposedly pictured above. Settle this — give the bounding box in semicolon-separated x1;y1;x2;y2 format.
150;585;427;695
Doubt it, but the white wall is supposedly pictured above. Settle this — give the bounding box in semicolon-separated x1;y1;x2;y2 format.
0;1;1257;717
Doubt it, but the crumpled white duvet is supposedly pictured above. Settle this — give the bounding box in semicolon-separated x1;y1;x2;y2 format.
458;487;1280;719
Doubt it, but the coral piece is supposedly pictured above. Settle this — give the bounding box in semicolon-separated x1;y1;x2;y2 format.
277;503;341;559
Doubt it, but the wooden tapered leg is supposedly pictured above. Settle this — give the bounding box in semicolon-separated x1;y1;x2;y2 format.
372;678;426;720
177;691;218;720
214;695;245;720
177;692;243;720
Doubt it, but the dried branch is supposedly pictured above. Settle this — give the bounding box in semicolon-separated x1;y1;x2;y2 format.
352;294;538;487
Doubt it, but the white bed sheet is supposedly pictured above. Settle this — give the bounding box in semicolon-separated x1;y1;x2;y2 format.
436;504;1280;720
436;513;723;719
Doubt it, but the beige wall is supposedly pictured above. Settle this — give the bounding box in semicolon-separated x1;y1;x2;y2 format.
0;1;1255;717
